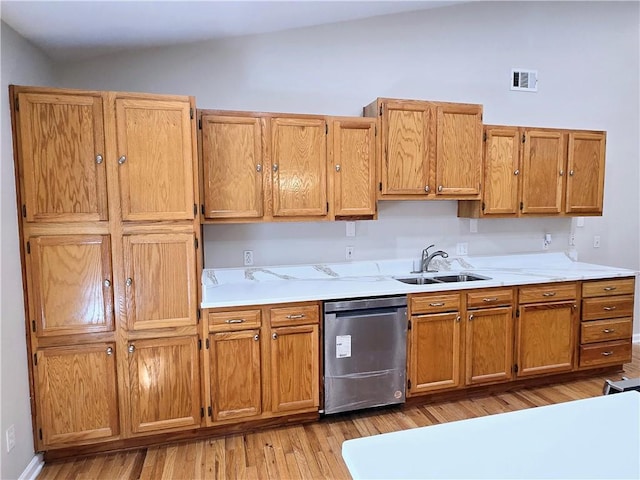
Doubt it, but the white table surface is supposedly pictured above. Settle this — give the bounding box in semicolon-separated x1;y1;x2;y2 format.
342;391;640;479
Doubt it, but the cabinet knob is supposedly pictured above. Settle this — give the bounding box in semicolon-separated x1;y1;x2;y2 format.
335;165;341;172
569;170;575;176
272;333;278;340
106;347;113;356
125;277;133;287
514;169;520;176
437;185;443;192
128;344;135;353
559;170;564;176
456;315;461;323
103;279;111;288
96;154;104;165
468;314;474;321
254;334;260;341
256;164;262;172
425;185;430;193
118;155;127;165
273;164;278;172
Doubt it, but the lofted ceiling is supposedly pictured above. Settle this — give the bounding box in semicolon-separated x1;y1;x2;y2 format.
1;1;463;62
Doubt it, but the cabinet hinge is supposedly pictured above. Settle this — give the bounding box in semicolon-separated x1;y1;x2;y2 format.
198;119;202;130
200;407;204;418
39;428;42;440
206;338;210;349
325;124;328;135
407;319;412;331
198;338;202;350
374;124;377;136
519;201;524;211
194;238;199;249
379;105;383;116
32;320;36;332
522;133;526;143
201;204;205;215
193;204;197;216
208;406;212;417
197;308;201;322
407;379;412;390
26;241;30;254
514;364;519;373
190;108;194;119
326;202;329;212
483;132;487;142
379;182;382;192
33;353;38;366
22;204;26;217
516;309;520;318
481;202;485;211
15;97;19;111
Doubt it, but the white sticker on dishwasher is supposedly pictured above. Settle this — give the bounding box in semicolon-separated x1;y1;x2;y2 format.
336;335;351;358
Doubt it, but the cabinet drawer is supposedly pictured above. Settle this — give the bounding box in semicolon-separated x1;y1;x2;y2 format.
581;295;634;321
411;293;460;314
580;318;632;344
582;277;635;298
208;309;261;331
466;289;513;309
579;340;632;367
270;304;319;327
519;283;577;304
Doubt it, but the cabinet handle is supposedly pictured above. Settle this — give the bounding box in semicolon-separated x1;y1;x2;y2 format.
286;314;305;320
601;351;613;357
542;292;556;297
125;277;133;287
456;315;461;323
514;169;520;176
118;155;126;165
256;164;262;172
468;314;474;321
272;333;278;340
96;154;104;164
103;279;111;288
603;286;617;292
335;165;341;172
559;170;564;176
437;185;443;192
254;334;260;341
273;164;278;172
128;344;135;354
425;185;430;193
603;306;617;311
569;170;575;176
602;328;615;334
106;347;113;356
482;297;498;302
225;319;245;324
429;302;445;307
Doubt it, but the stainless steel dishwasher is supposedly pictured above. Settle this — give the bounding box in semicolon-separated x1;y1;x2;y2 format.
323;296;408;415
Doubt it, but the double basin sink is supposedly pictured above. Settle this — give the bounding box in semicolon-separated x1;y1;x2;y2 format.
393;273;490;285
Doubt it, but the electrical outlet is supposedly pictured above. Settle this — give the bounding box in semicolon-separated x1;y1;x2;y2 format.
569;233;576;246
6;425;15;452
346;221;356;237
593;236;601;248
542;239;549;250
456;243;468;255
469;219;478;233
243;250;254;266
345;246;354;261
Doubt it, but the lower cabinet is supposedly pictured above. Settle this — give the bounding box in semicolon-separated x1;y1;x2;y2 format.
35;343;119;448
127;335;201;434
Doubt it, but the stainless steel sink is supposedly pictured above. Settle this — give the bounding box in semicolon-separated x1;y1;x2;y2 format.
394;273;490;285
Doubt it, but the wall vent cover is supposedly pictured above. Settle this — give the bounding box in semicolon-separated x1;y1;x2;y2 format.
511;69;538;92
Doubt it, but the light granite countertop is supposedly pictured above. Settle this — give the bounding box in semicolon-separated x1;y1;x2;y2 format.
201;252;637;309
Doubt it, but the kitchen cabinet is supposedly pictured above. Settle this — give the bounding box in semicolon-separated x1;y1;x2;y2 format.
458;126;606;218
363;98;482;199
35;343;119;448
329;117;377;218
515;283;577;377
127;335;201;434
579;277;634;368
464;289;514;385
407;293;462;394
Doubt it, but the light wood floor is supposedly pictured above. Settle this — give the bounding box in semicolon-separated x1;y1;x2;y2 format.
39;344;639;480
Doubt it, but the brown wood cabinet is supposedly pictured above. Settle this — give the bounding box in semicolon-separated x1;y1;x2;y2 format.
515;283;577;377
364;98;482;200
458;126;606;218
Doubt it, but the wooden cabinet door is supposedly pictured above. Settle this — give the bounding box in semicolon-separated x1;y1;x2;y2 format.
330;118;377;216
123;233;197;330
27;235;113;337
270;324;319;413
408;312;461;394
36;343;119;447
565;131;606;214
435;104;483;197
271;118;327;217
482;127;521;215
115;97;195;221
381;101;431;195
128;336;201;434
209;330;262;422
16;91;107;222
465;307;514;385
201;115;263;219
521;130;565;214
516;302;576;376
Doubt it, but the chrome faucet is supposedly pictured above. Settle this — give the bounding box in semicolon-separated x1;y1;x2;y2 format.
421;245;449;273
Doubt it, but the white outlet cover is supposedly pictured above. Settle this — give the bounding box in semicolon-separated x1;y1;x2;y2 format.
346;221;356;237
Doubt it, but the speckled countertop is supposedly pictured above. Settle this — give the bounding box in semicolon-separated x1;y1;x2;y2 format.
201;252;637;309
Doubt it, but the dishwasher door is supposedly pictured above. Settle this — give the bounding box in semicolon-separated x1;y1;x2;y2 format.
324;303;407;415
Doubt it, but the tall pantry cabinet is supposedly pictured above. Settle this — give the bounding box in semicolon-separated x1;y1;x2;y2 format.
10;86;202;450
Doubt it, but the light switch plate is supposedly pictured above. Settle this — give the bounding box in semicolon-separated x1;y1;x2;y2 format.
346;221;356;237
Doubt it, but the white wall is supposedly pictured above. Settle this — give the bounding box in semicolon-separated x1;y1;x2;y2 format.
1;22;55;480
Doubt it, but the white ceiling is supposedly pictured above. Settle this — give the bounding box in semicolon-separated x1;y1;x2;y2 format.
1;1;462;62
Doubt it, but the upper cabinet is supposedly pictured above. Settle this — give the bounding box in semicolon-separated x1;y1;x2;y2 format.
458;126;606;218
14;91;108;222
364;98;482;200
115;96;195;221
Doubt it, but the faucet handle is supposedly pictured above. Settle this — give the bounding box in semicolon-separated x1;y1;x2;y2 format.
424;244;435;252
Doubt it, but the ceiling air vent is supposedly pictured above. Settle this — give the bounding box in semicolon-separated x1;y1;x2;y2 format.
511;69;538;92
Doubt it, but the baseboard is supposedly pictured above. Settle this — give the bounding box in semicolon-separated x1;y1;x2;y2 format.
19;453;43;480
633;333;640;344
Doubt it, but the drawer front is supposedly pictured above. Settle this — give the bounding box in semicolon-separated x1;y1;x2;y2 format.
519;283;577;304
579;340;632;367
580;318;633;344
270;304;319;327
411;293;460;315
208;309;261;331
582;277;635;298
581;295;634;321
467;289;513;309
